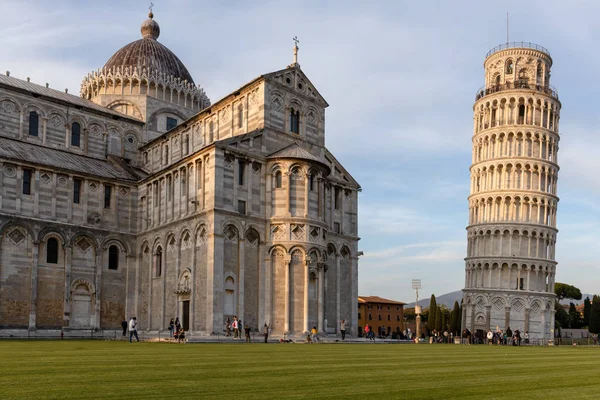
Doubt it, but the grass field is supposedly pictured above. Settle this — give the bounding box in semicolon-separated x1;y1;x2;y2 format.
0;341;599;399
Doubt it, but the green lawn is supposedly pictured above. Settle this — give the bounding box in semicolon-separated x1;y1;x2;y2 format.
0;341;599;399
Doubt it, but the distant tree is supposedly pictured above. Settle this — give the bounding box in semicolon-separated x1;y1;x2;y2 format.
435;305;442;332
589;295;600;334
441;309;447;331
568;302;583;329
555;301;570;330
450;301;460;335
429;295;437;331
554;283;582;302
583;297;592;327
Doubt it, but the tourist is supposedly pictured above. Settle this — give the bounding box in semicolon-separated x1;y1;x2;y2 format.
244;324;251;343
128;317;139;343
311;326;319;343
226;317;231;336
340;319;346;340
232;316;239;339
121;319;128;337
168;318;175;338
263;323;269;343
487;329;493;345
176;327;185;343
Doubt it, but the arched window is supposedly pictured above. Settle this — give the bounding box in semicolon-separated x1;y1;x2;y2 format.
29;111;39;136
155;247;163;277
237;104;244;129
108;245;119;270
184;134;189;155
46;238;59;264
71;122;81;147
275;171;282;188
506;59;514;74
290;107;300;134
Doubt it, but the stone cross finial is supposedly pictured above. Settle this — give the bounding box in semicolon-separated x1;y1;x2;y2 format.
293;36;299;64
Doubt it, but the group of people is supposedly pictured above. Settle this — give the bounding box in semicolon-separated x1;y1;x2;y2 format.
168;318;186;343
485;327;528;346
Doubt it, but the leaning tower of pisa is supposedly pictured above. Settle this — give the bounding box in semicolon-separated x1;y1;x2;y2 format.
462;43;560;341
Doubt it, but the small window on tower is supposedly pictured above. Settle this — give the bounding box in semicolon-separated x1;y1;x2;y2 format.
166;117;178;131
506;59;514;74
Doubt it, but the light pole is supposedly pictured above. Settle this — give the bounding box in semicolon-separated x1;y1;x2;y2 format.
412;279;422;343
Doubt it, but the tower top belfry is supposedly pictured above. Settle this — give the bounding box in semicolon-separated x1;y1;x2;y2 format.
462;42;561;341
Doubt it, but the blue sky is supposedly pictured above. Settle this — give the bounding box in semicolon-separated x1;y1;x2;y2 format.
1;0;599;302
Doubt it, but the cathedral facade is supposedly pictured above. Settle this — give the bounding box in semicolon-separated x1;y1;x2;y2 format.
0;13;360;337
462;43;560;340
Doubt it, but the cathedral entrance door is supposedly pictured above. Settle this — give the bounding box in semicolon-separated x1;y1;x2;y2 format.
182;300;190;331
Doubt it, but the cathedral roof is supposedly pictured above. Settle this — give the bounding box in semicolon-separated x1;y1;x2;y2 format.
102;12;195;84
0;137;139;181
268;142;330;172
0;74;141;122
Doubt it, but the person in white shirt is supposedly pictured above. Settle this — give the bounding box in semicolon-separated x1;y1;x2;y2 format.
129;317;139;343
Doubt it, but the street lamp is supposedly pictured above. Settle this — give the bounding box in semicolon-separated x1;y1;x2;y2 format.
412;279;422;343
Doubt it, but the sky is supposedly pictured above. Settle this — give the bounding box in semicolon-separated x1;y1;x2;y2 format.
1;0;599;303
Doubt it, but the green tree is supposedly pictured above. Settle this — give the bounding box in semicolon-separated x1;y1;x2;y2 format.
435;305;442;332
441;309;447;331
450;301;460;335
428;295;437;332
555;301;570;330
589;295;600;334
583;297;592;327
554;283;582;302
568;302;582;329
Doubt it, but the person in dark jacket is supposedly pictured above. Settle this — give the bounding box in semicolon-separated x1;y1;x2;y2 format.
121;319;128;336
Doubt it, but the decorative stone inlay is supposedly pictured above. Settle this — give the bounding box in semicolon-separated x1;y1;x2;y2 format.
309;226;320;241
8;229;26;245
3;165;16;177
224;226;238;242
76;237;92;252
291;224;304;240
246;230;259;245
2;100;15;113
271;224;285;240
511;298;525;312
89;124;102;137
492;297;504;311
40;172;51;185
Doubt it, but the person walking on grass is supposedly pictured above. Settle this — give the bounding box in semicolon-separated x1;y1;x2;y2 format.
263;323;269;343
340;319;347;341
128;317;139;343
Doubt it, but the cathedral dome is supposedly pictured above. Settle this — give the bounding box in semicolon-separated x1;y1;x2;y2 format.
103;12;195;84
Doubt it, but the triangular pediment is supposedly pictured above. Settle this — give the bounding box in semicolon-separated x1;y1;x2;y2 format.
263;66;328;107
